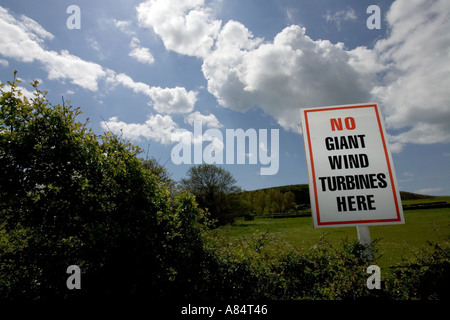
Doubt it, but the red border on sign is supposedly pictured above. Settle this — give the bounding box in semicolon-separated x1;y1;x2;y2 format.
303;104;402;226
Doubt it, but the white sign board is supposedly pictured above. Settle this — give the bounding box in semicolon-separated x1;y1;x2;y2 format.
301;103;404;228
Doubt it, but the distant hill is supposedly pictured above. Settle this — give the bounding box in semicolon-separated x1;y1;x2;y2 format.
399;191;434;200
243;184;433;205
244;184;310;206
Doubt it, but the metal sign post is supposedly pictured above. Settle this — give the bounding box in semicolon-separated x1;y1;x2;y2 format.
356;226;373;260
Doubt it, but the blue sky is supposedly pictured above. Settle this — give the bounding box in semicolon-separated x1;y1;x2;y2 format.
1;0;449;195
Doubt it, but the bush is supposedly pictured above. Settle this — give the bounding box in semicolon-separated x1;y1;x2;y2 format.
386;242;450;300
199;231;449;300
0;76;207;301
197;230;380;300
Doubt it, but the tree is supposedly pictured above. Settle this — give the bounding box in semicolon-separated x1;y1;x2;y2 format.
0;75;207;301
141;157;175;191
283;191;296;212
181;164;241;226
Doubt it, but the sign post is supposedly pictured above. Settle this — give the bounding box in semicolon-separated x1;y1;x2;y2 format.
356;226;372;259
300;103;404;256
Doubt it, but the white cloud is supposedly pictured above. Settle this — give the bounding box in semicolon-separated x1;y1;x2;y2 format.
372;0;450;148
139;0;450;151
184;111;223;128
129;37;155;65
136;0;221;58
324;7;357;30
0;58;8;67
135;1;375;131
0;5;198;120
203;23;373;131
106;72;197;114
113;19;136;35
0;6;106;91
40;50;106;91
101;114;177;144
18;13;54;42
0;6;47;63
148;86;197;114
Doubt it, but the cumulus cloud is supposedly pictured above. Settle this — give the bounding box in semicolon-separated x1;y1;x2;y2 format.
129;37;155;65
0;5;196;112
106;72;197;114
40;50;106;91
149;86;197;114
204;22;374;131
136;0;221;58
184;111;223;128
136;2;378;131
101;114;177;144
0;6;106;91
136;0;450;151
372;0;450;149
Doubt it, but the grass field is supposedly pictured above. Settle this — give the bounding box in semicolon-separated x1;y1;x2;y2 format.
214;196;450;271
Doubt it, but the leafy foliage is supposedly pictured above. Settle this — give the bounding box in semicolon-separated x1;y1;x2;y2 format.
180;164;242;226
0;76;207;301
199;232;379;300
386;243;450;300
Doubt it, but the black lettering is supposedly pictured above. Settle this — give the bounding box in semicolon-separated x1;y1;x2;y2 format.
337;195;376;212
325;137;334;150
326;135;367;151
319;177;327;191
369;174;378;188
348;154;358;168
321;174;389;192
356;195;368;210
328;155;342;170
336;176;346;190
358;174;370;189
358;135;366;148
348;135;359;149
359;153;369;168
346;175;355;190
367;195;376;210
328;154;370;170
348;196;356;211
337;196;347;212
328;176;337;191
377;173;387;188
339;136;349;149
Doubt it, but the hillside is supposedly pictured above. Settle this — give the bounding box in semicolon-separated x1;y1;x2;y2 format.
240;184;438;215
244;184;433;203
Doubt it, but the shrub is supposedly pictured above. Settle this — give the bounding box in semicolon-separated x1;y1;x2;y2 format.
0;76;206;301
386;242;450;300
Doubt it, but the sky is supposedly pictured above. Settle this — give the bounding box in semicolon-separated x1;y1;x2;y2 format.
1;0;449;195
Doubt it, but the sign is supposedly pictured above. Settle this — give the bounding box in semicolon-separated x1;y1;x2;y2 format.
301;103;404;228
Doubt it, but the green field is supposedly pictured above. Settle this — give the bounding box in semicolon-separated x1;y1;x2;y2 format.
214;196;450;270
